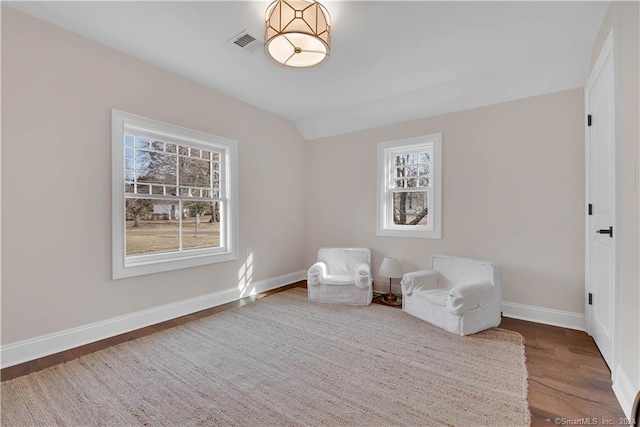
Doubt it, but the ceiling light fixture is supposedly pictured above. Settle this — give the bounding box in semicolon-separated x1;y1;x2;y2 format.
265;0;331;68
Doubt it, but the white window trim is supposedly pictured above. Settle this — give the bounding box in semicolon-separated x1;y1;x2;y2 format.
112;110;238;279
376;133;442;239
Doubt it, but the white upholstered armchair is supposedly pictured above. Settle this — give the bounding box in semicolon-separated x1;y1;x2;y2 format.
307;248;372;305
401;255;502;335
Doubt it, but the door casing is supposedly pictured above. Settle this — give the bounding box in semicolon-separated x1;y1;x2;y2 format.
584;27;620;376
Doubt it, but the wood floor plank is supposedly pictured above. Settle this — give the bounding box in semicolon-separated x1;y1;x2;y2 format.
1;282;626;424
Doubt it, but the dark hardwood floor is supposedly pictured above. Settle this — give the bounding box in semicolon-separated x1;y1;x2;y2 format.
499;317;625;426
2;282;626;425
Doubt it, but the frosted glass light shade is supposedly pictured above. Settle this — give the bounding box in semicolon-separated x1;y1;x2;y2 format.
265;0;331;68
379;257;403;279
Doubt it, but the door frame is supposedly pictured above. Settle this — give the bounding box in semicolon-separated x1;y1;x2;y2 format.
584;27;620;375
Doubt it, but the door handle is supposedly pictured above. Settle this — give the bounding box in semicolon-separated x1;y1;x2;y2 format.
596;226;613;237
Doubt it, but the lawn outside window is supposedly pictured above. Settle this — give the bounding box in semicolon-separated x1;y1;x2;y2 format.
112;110;237;279
377;133;442;239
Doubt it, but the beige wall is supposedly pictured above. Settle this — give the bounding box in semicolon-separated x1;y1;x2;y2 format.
306;88;586;314
591;0;640;405
1;8;307;344
2;6;636;401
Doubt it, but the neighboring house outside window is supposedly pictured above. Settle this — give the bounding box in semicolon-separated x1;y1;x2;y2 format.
112;110;237;279
377;133;442;239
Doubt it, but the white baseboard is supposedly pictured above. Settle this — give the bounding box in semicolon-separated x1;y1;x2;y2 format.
5;275;588;369
613;365;639;419
501;301;585;331
1;270;306;369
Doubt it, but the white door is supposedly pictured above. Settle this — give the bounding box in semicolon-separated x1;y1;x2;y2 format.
585;29;617;370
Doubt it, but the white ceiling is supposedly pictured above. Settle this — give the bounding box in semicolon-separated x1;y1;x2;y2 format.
6;1;609;140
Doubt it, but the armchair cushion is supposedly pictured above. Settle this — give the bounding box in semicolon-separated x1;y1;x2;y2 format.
322;274;356;285
414;288;449;307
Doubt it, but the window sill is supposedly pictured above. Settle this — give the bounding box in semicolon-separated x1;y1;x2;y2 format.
377;228;442;239
113;251;237;279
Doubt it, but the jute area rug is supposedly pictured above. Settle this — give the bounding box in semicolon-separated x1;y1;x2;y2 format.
1;288;530;426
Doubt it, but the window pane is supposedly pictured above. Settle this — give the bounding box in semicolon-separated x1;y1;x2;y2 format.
125;134;135;147
143;151;177;185
394;165;406;188
126;199;179;255
393;191;428;226
151;140;164;151
136;137;150;149
182;201;221;250
135;150;150;174
179;157;211;187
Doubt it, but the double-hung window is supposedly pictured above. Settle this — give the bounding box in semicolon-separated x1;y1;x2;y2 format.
112;110;237;279
377;133;442;238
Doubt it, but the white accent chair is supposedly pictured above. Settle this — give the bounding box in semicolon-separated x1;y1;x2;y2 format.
307;248;372;305
401;255;502;335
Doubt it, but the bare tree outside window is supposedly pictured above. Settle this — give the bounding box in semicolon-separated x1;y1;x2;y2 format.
393;152;430;226
126;199;153;228
123;135;222;256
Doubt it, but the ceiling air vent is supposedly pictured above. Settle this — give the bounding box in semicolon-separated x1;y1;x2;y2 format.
228;31;263;53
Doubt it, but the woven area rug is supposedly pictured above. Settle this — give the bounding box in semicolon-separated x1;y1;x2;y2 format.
1;288;530;426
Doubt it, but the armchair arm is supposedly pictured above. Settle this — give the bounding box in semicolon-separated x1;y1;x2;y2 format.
401;270;440;296
354;263;371;289
447;282;495;315
307;262;327;286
